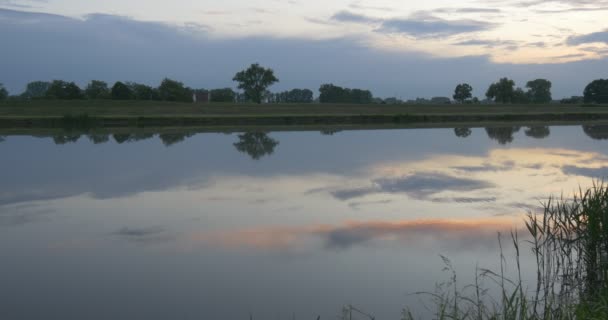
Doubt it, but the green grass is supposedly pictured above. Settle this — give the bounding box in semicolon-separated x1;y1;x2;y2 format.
2;100;608;118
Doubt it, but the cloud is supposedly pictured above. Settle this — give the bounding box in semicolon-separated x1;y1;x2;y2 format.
377;16;495;38
195;218;518;252
330;10;380;24
562;165;608;178
112;226;174;244
567;29;608;45
331;172;494;201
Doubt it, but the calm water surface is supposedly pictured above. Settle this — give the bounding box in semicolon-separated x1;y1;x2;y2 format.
1;125;608;319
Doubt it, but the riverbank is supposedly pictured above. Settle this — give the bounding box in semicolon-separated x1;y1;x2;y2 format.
2;100;608;129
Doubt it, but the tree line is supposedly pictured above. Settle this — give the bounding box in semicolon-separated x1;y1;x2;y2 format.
1;63;607;104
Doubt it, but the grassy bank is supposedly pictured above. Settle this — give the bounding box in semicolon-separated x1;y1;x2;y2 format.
398;182;608;320
2;100;608;129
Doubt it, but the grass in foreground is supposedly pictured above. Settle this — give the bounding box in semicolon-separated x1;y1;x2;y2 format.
396;181;608;320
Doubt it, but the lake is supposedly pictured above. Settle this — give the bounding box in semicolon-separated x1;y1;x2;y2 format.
1;125;607;319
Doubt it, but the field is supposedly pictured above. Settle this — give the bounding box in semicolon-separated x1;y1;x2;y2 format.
2;100;608;130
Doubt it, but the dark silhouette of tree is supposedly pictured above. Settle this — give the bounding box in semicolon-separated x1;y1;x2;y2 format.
485;127;520;145
512;88;530;103
525;126;550;139
486;78;515;103
561;96;584;104
53;134;81;144
320;129;342;135
158;78;192;102
87;134;110;144
454;128;472;138
319;84;373;104
159;133;195;146
233;132;279;160
127;82;160;100
270;89;314;103
21;81;50;99
453;84;473;103
584;79;608;104
46;80;84;99
233;63;279;104
583;125;608;140
0;83;7;100
85;80;110;99
113;134;132;144
210;88;236;102
111;82;132;100
526;79;552;103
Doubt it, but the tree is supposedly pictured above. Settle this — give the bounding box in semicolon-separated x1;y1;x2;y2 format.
210;88;236;102
453;83;473;103
159;133;195;146
319;84;373;103
233;63;279;103
526;79;552;104
486;78;515;103
22;81;50;99
158;78;192;102
111;81;132;100
46;80;84;99
512;88;530;104
0;83;7;100
233;132;279;160
584;79;608;104
127;82;160;100
85;80;110;99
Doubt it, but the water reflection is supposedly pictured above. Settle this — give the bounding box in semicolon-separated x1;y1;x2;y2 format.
233;132;279;160
583;125;608;140
1;125;608;319
525;126;550;139
485;127;520;145
454;128;472;138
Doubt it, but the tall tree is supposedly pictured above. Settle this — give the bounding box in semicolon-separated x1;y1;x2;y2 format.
111;82;132;100
584;79;608;104
486;78;515;103
233;63;279;104
85;80;110;99
127;82;159;100
46;80;84;99
0;83;7;100
210;88;236;102
319;84;373;103
22;81;50;99
453;83;473;103
526;79;552;103
158;78;192;102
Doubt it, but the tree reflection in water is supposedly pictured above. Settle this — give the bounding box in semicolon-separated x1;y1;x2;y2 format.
454;128;472;138
233;132;279;160
485;127;520;145
524;126;550;139
583;125;608;140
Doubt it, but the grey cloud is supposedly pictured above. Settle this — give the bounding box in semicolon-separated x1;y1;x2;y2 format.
331;172;494;201
562;165;608;178
0;8;607;100
567;30;608;45
112;226;174;244
330;10;380;24
453;39;518;48
377;16;495;38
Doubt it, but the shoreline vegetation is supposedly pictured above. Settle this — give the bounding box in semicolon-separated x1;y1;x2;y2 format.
2;101;608;130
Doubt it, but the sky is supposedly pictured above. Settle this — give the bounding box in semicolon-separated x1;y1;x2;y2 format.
1;0;607;98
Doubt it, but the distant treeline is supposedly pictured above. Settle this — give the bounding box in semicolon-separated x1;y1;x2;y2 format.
1;64;607;104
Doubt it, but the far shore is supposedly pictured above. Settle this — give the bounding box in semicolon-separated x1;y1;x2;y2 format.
2;100;608;129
